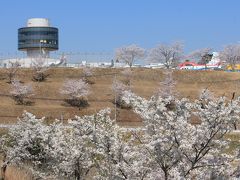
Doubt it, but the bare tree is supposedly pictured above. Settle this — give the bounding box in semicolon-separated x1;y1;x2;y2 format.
220;44;240;70
60;79;90;108
188;48;212;69
10;79;34;105
32;58;49;82
115;44;145;67
5;61;20;83
148;42;184;68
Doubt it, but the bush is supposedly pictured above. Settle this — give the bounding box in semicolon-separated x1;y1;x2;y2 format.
64;97;89;108
32;70;49;82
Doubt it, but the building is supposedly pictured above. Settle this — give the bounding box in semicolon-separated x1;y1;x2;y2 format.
144;63;165;69
178;52;221;70
1;18;64;68
18;18;58;58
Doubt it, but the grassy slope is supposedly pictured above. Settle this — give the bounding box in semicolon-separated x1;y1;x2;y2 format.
1;68;240;179
0;68;240;126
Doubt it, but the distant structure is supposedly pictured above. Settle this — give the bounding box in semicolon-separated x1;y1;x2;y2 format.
178;52;221;70
1;18;64;68
18;18;58;58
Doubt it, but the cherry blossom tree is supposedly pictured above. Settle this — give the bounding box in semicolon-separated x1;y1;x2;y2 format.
1;99;239;179
48;109;135;180
1;112;52;178
82;67;95;84
229;98;240;130
157;70;178;99
31;57;49;82
2;111;93;179
1;111;94;179
220;44;240;70
49;114;95;180
91;109;135;179
115;44;145;67
0;109;133;180
121;68;133;86
121;89;239;179
10;79;34;105
4;61;20;83
48;109;143;180
60;79;90;108
147;42;184;68
112;79;131;108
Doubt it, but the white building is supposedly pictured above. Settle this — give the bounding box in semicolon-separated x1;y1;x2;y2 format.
1;18;64;68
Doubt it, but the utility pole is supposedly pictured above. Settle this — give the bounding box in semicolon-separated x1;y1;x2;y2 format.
114;73;117;121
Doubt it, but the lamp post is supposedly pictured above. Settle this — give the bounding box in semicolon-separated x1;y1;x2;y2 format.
39;40;48;66
39;40;44;58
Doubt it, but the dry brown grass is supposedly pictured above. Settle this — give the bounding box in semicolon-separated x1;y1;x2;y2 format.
3;166;32;180
0;154;33;180
0;68;240;126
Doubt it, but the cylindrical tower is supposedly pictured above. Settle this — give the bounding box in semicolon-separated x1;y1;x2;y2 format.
18;18;58;58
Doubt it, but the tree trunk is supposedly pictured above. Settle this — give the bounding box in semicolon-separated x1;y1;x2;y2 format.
234;122;237;130
75;160;81;180
129;62;132;68
163;169;168;180
9;73;13;83
1;155;8;180
130;54;134;68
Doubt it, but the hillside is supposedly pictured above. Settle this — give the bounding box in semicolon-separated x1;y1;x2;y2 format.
0;68;240;126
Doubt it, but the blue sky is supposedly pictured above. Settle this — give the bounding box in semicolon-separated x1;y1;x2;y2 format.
0;0;240;58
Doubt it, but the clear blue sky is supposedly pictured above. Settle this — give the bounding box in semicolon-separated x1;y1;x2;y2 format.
0;0;240;56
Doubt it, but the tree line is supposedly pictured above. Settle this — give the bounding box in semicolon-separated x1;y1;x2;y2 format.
115;42;240;69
